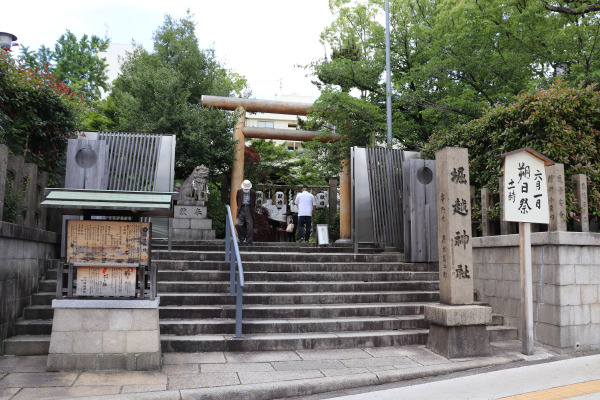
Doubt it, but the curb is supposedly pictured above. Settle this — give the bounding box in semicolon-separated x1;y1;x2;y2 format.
66;355;518;400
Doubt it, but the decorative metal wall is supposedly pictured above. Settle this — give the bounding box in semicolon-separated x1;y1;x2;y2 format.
352;147;405;250
98;132;161;191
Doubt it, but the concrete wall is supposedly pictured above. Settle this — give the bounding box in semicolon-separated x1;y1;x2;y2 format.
0;222;59;348
473;232;600;354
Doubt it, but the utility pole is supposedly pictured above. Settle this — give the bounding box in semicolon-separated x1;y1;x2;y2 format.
385;0;392;148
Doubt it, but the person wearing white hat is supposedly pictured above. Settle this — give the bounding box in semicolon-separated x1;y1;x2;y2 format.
235;179;256;245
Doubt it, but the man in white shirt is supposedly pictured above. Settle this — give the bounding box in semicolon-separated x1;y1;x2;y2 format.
294;185;316;242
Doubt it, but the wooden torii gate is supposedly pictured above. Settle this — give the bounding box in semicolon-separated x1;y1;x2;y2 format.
201;95;351;241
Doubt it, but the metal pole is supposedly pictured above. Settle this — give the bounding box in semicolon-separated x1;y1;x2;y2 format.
385;0;392;148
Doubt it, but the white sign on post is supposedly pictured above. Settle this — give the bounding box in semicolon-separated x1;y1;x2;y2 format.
499;147;554;356
503;150;550;224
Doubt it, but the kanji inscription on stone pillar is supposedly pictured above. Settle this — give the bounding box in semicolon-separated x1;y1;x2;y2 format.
435;148;474;305
546;163;567;231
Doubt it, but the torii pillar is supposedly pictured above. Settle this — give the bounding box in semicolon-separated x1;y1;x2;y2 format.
201;96;350;240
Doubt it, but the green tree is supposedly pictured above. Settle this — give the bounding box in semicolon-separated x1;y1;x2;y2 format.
309;0;600;149
423;81;600;224
303;87;385;177
0;50;82;180
20;30;109;102
110;12;249;178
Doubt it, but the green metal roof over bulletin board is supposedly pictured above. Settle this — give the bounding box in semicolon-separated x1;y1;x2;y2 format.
41;188;175;218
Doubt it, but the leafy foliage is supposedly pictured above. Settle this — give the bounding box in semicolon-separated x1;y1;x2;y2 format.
20;30;109;102
309;0;600;149
423;81;600;222
0;50;82;179
108;12;248;178
303;87;385;177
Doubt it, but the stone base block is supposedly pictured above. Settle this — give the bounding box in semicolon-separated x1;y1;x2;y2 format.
174;205;206;218
172;228;215;240
425;303;493;358
424;304;492;326
47;306;161;371
426;323;492;358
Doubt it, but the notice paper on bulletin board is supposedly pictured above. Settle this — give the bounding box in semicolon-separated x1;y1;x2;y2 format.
317;224;329;245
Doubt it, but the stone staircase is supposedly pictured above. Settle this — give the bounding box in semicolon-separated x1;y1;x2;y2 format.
2;240;518;356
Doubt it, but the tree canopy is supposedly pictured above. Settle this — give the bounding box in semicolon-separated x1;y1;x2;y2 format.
0;50;82;179
307;0;600;150
20;30;109;102
108;12;249;179
423;81;600;223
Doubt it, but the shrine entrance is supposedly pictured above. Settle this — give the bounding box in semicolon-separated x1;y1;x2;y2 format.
201;96;351;241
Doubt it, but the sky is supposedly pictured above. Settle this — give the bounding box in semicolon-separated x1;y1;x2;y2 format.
2;0;336;100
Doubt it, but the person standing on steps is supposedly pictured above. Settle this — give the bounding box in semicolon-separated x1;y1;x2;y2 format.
235;179;256;245
294;185;316;242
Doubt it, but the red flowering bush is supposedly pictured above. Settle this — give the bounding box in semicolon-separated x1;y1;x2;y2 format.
0;51;82;180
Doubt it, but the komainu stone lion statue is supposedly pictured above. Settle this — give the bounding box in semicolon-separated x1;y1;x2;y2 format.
178;165;209;205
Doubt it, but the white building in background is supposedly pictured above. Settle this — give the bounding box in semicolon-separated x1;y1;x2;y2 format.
244;94;312;151
98;43;136;98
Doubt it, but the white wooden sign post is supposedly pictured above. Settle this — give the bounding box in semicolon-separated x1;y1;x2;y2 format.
498;148;554;355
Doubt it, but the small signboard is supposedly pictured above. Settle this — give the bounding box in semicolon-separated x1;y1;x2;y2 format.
66;220;150;264
76;266;136;297
501;148;554;224
317;224;329;245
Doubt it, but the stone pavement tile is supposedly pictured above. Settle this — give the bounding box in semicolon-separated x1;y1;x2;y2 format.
321;368;371;377
297;348;372;360
0;388;18;400
238;370;324;384
75;371;167;386
121;384;168;394
0;356;48;373
363;345;432;358
367;365;398;372
273;360;346;371
341;356;420;369
161;364;199;374
11;386;120;400
168;372;239;390
224;350;301;363
163;352;225;365
405;349;453;366
201;362;275;373
0;372;79;388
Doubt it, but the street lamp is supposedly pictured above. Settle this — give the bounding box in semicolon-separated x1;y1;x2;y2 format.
0;32;17;52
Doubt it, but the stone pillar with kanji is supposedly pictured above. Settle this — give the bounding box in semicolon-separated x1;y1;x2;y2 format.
425;147;492;358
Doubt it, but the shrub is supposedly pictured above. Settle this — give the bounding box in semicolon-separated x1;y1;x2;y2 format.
423;81;600;224
0;51;82;182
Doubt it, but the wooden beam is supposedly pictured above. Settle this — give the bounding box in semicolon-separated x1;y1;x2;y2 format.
242;127;339;143
202;95;312;115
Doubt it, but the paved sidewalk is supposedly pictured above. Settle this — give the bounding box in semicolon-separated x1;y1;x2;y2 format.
0;341;557;400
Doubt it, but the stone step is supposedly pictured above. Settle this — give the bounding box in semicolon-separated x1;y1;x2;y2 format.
157;270;439;282
487;325;519;341
2;335;50;356
15;319;53;336
157;281;440;293
40;279;57;292
160;329;429;352
152;250;405;263
158;291;440;306
158;303;429;319
31;292;55;306
153;260;435;272
45;269;58;280
23;305;55;320
159;316;429;335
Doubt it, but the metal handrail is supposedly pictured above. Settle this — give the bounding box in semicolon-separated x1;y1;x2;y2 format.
225;205;245;338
